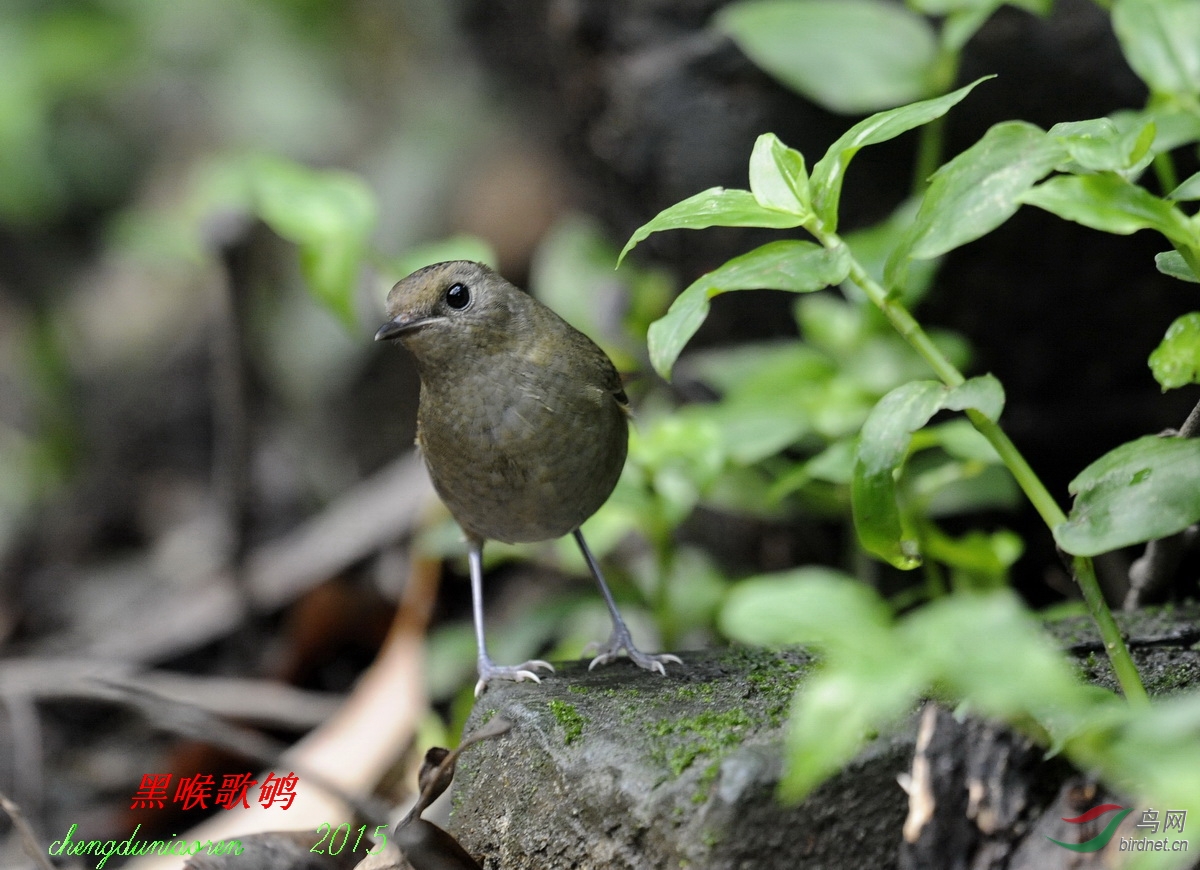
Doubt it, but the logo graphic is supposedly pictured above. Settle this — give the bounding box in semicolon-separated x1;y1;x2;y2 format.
1046;804;1133;853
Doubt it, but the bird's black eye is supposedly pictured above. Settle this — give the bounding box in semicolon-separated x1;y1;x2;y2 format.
445;282;471;310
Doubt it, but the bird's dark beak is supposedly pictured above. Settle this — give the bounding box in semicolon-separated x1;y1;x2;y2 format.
374;319;407;342
376;310;446;341
374;315;425;341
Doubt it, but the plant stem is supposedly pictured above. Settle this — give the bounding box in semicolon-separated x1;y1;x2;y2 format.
912;117;945;198
1073;555;1148;705
1152;151;1179;196
963;411;1064;531
839;249;965;388
910;49;958;197
811;221;1149;704
1180;397;1200;438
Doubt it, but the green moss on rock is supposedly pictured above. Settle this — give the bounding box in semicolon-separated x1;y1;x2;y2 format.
548;699;587;745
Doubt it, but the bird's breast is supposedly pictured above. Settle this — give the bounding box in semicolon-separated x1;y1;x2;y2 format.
415;363;627;544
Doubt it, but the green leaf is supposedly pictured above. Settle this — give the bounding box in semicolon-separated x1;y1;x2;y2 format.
852;376;1005;568
1048;117;1157;175
748;133;811;215
1055;435;1200;556
718;566;889;649
907;0;1051;13
811;77;992;228
756;571;926;801
911;459;1020;517
619;187;805;263
922;527;1023;588
529;215;646;368
716;0;938;115
1112;0;1200;97
940;6;996;54
1125;105;1200;156
251;157;378;327
686;340;823;392
252;158;376;250
1168;171;1200;201
1154;250;1200;283
778;583;1117;803
682;345;837;464
628;414;727;527
911;0;1051;52
782;664;924;800
886;122;1062;285
793;293;868;355
1148;312;1200;390
1093;692;1200;813
1019;174;1197;247
910;418;1002;463
686;398;813;467
901;591;1090;719
647;241;850;379
795;438;859;485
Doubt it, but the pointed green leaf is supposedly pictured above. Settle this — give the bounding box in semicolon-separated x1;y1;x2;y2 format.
1055;435;1200;556
619;187;805;263
811;77;992;228
1168;171;1200;201
1125;118;1159;169
647;241;850;378
1148;312;1200;390
1019;174;1197;247
886;122;1063;286
852;376;1005;568
1155;250;1200;283
716;0;937;115
1128;105;1200;156
251;157;377;327
1112;0;1200;97
748;133;811;215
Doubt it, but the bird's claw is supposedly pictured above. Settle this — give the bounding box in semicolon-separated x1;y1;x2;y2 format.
586;629;681;675
474;659;555;697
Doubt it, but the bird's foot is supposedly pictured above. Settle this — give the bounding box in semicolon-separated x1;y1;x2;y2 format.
585;627;682;675
474;656;555;697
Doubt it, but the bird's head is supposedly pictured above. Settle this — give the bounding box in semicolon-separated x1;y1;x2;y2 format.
375;260;524;364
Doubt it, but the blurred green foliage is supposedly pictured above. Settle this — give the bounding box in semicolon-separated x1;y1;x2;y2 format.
0;0;489;541
619;0;1200;865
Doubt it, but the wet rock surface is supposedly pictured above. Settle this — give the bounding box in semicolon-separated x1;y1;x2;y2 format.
448;647;913;870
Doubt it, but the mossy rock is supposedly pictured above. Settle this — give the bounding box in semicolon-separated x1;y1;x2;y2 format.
448;647;912;869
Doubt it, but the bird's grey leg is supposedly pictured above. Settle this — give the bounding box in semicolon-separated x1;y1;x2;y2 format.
468;537;554;697
573;529;682;675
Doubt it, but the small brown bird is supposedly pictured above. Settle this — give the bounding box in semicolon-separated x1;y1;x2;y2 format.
375;261;680;694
